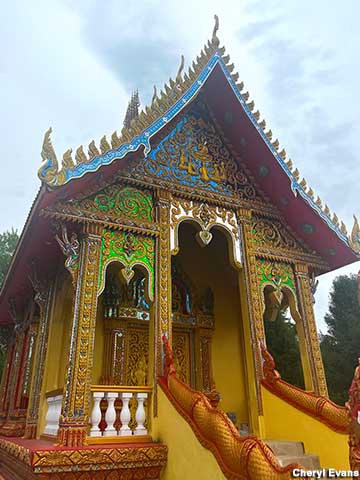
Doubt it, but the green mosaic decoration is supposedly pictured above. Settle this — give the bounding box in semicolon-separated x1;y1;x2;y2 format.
50;185;154;225
98;229;155;301
91;185;154;221
257;259;296;293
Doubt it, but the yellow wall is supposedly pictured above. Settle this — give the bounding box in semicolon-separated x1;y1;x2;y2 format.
155;386;226;480
175;223;248;426
261;386;348;469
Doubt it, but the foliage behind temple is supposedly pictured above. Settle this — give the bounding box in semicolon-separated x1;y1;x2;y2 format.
321;274;360;405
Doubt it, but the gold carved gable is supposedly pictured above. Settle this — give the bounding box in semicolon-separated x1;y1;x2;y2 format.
118;100;264;202
41;183;156;230
251;215;315;259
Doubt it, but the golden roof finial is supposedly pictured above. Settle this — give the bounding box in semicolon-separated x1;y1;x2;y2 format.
349;215;360;253
41;127;57;164
38;127;59;184
151;85;158;106
62;149;75;169
212;14;220;47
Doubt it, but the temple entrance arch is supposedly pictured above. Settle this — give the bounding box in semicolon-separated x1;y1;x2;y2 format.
262;283;313;390
170;199;242;269
171;220;249;430
92;261;154;387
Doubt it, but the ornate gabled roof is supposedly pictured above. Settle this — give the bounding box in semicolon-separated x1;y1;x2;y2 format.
36;15;359;257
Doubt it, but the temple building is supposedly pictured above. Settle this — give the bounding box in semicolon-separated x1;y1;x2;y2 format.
0;16;359;480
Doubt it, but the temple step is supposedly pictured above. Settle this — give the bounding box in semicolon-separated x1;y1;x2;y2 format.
265;440;320;469
277;454;320;469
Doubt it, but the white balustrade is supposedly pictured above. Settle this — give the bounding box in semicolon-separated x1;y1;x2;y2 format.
134;393;147;436
43;394;63;436
89;389;149;438
90;392;103;437
104;392;117;436
119;392;132;436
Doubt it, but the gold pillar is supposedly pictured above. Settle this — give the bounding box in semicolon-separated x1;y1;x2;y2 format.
237;208;264;435
24;277;54;439
0;327;25;436
58;225;102;446
294;263;328;397
15;322;38;411
0;341;14;420
155;189;172;363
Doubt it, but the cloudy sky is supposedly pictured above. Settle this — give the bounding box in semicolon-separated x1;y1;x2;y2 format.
1;0;359;330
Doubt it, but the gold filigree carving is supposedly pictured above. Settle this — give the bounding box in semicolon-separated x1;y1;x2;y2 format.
124;112;261;203
252;217;308;253
127;328;149;386
55;224;80;286
156;191;172;338
44;184;156;234
239;212;265;414
170;197;242;267
0;437;167;478
200;335;212;392
294;265;328;397
172;330;191;385
59;233;102;447
350;215;360;254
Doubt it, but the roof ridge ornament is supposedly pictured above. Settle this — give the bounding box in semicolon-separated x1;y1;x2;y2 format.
212;14;220;47
38;127;60;185
349;215;360;254
176;55;185;84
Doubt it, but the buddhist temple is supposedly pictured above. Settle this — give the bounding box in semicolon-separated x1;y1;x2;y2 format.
0;15;360;479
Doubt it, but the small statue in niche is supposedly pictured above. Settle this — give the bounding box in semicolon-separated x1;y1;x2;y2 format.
135;355;147;386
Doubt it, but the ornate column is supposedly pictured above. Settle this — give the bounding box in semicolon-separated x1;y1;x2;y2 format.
58;224;102;446
294;263;328;397
15;322;38;411
0;339;15;422
0;305;26;436
236;208;265;425
24;266;54;439
155;189;172;362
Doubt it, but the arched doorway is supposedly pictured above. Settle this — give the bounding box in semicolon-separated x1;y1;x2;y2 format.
262;284;312;390
171;221;249;430
92;262;153;387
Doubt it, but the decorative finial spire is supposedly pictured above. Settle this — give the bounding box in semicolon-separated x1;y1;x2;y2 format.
123;90;140;129
176;55;185;84
212;14;220;47
349;214;360;254
151;85;158;105
38;127;59;184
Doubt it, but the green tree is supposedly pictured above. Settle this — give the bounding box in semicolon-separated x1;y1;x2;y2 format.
0;228;19;287
264;308;305;389
0;229;19;374
320;274;360;405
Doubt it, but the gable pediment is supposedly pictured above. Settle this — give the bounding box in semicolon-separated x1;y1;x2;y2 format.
41;184;157;233
118;99;265;204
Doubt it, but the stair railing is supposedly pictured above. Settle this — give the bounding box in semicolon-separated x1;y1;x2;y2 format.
160;335;299;480
260;343;348;433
